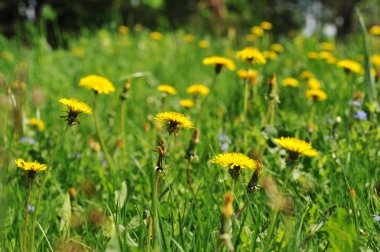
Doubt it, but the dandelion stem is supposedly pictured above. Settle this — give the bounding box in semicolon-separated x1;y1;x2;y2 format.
242;74;249;151
94;95;116;174
120;100;127;167
186;159;194;194
30;125;69;252
23;179;33;252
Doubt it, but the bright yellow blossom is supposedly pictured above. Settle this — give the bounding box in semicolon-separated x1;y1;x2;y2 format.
157;85;177;95
307;78;321;90
282;77;299;87
155;112;194;134
203;56;235;72
273;137;318;158
79;75;115;94
179;99;195;108
337;60;364;74
28;118;45;131
271;43;284;53
306;89;327;101
59;98;93;126
186;84;210;96
320;42;335;51
369;25;380;36
236;47;266;64
299;71;314;79
15;159;47;172
260;21;273;30
211;152;256;179
150;31;163;40
251;26;264;37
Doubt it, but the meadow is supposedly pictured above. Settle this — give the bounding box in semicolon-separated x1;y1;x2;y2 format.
0;19;380;252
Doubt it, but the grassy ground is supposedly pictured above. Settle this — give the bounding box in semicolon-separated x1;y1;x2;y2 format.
0;22;380;251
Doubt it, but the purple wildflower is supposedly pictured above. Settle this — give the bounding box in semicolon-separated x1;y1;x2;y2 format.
374;216;380;222
354;110;367;120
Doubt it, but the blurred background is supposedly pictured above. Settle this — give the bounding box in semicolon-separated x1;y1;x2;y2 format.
0;0;379;42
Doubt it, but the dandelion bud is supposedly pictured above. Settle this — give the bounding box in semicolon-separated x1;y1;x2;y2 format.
120;79;132;101
69;187;77;199
350;188;356;199
219;193;235;251
31;87;46;107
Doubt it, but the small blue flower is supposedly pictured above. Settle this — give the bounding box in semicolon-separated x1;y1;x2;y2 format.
354;110;367;120
221;143;229;151
20;137;27;143
327;117;334;124
352;100;361;107
28;204;35;212
374;216;380;222
20;137;35;145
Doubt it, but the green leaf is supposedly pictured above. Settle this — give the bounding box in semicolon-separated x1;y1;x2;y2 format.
114;181;128;210
59;193;71;237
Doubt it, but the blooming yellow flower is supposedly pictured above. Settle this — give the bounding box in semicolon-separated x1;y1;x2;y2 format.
299;70;315;79
251;26;264;37
237;69;259;85
15;158;47;172
263;51;277;60
79;75;115;94
281;77;299;87
305;89;327;101
369;25;380;36
155;112;194;134
307;78;321;90
211;152;256;179
183;34;194;43
198;40;210;49
337;60;364;74
118;25;129;35
203;56;235;72
273;137;317;158
157;85;177;95
150;31;163;40
371;55;380;67
28;118;45;131
186;84;210;96
270;43;284;53
320;42;335;51
59;98;93;126
325;56;337;64
179;99;195;108
307;52;319;59
236;47;266;65
319;51;332;60
260;21;273;30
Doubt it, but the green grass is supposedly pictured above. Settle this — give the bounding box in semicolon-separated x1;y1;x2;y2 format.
0;23;380;251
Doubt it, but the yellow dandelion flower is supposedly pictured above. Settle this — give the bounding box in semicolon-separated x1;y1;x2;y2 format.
15;158;47;172
305;89;327;101
59;98;93;126
326;56;337;64
211;152;256;179
299;70;315;79
183;34;194;43
236;47;266;65
369;25;380;36
263;51;278;60
118;25;129;35
371;55;380;67
237;69;259;85
260;21;273;30
270;43;284;53
319;51;332;60
320;42;335;51
203;56;235;73
307;78;321;90
273;137;318;159
179;99;194;108
251;26;264;37
155;111;194;134
282;77;299;87
337;60;364;74
307;52;319;59
28;118;45;132
186;84;210;96
198;40;210;49
79;75;115;94
157;85;177;95
150;31;163;40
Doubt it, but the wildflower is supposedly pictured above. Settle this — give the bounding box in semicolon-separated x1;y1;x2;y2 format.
352;100;361;107
28;118;45;132
319;51;332;60
157;84;177;95
270;43;284;53
150;31;163;40
281;77;299;87
251;26;264;36
236;47;266;65
183;34;194;43
118;25;129;34
375;216;380;222
263;51;277;60
155;112;194;134
179;99;194;109
218;133;231;152
337;60;364;74
59;98;93;126
15;158;47;178
273;137;318;159
320;42;335;51
203;56;235;74
237;69;259;85
79;75;115;94
369;25;380;36
306;89;327;101
260;21;273;30
307;78;321;90
300;70;315;79
198;40;210;48
20;137;35;145
354;110;367;120
307;52;319;59
371;55;380;67
186;84;210;96
211;152;256;179
28;204;35;212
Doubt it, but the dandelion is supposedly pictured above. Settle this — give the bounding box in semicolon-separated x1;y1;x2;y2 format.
79;75;115;94
236;47;266;65
281;77;299;87
273;137;318;159
371;55;380;67
198;40;210;48
211;152;256;180
237;69;259;85
155;112;194;134
300;70;315;79
150;31;163;40
260;21;273;30
369;25;380;36
15;158;47;174
203;56;235;74
319;51;332;60
307;78;321;90
306;89;327;101
270;43;284;53
183;34;194;43
186;84;210;96
263;51;277;60
118;25;129;34
59;98;93;126
251;26;264;36
320;42;335;51
180;99;195;109
28;118;45;132
337;60;364;74
157;84;177;95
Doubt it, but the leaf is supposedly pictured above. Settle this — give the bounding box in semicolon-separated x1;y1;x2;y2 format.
59;193;71;237
114;181;128;210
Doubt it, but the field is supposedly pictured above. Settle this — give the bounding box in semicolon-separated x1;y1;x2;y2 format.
1;20;380;251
